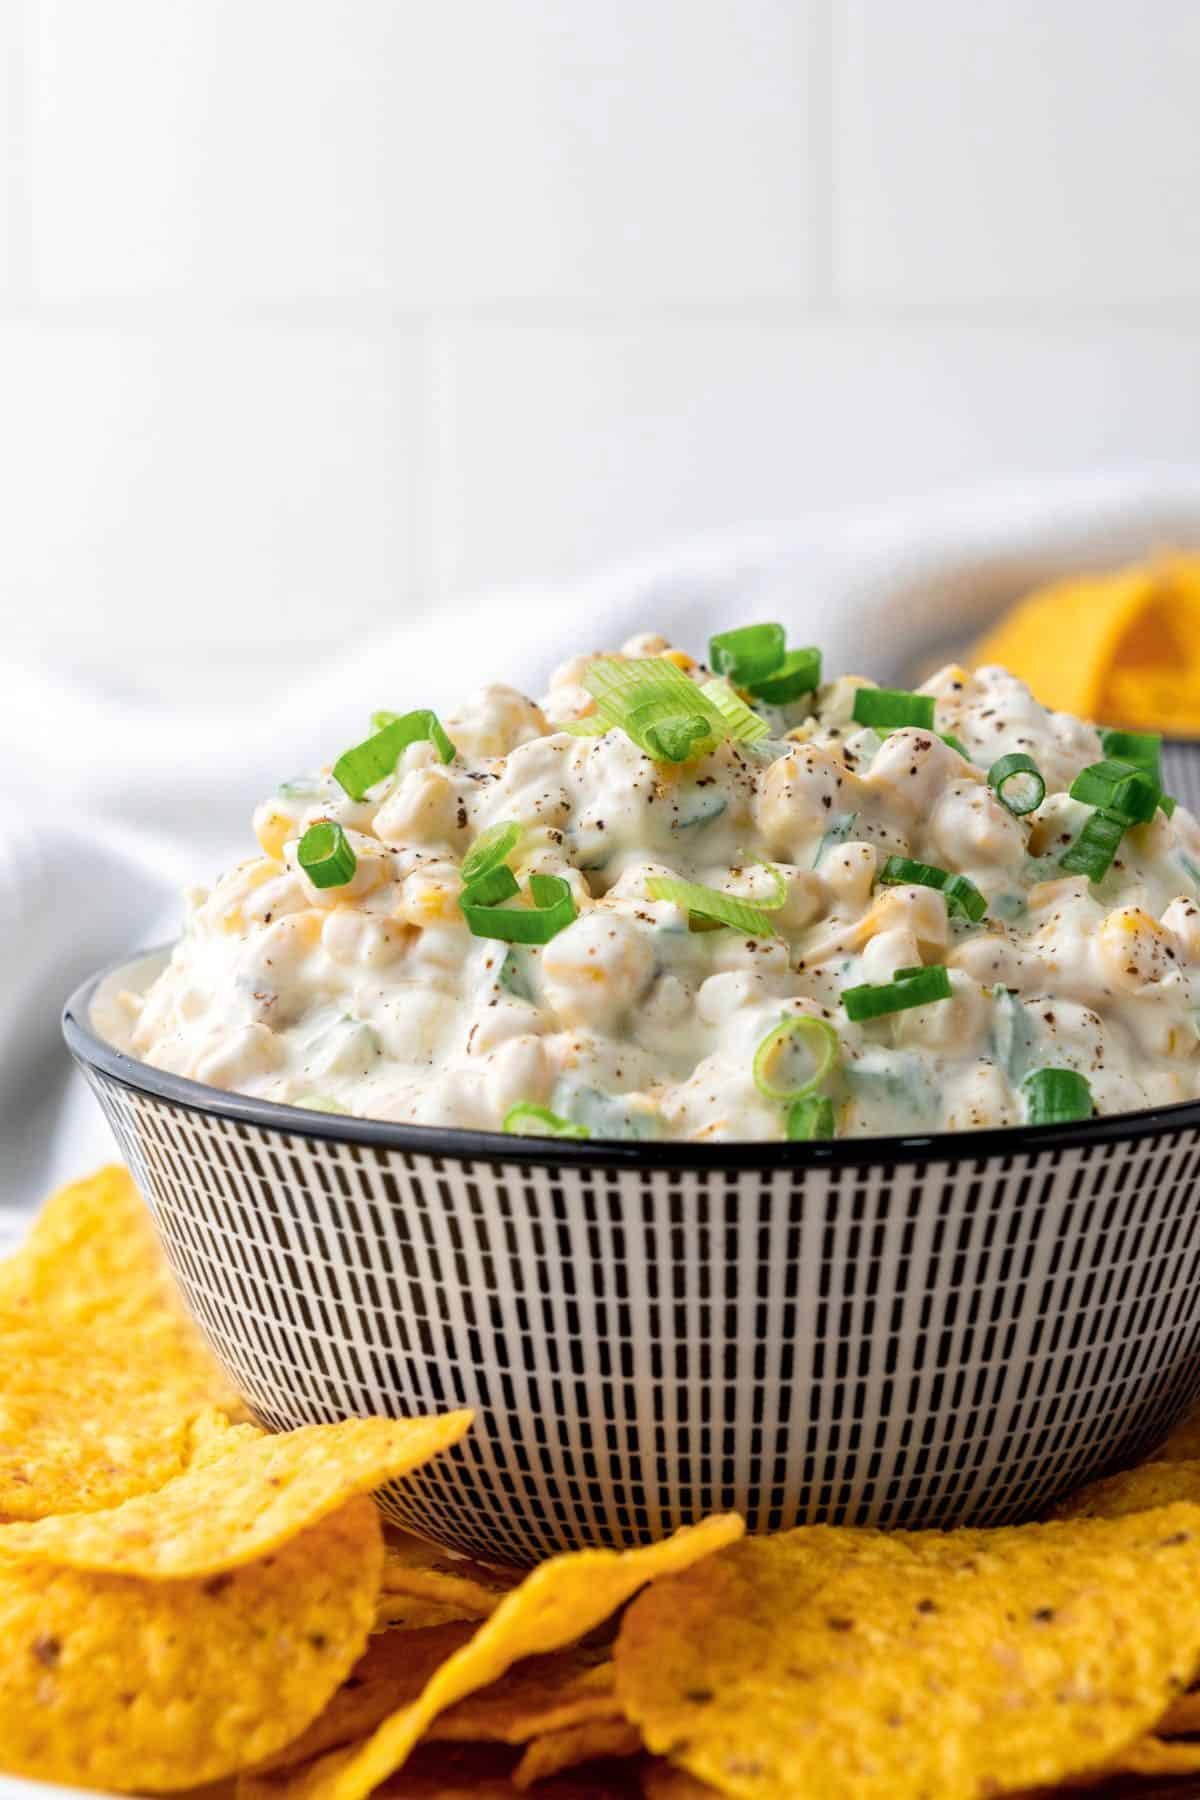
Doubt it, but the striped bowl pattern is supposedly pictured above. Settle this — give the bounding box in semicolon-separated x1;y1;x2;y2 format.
66;967;1200;1566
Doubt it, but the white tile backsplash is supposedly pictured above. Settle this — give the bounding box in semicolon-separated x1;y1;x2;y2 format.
33;0;818;305
0;324;425;688
6;0;1200;686
837;0;1200;305
433;319;1200;596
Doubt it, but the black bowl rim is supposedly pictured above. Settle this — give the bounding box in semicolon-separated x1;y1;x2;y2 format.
65;948;1200;1173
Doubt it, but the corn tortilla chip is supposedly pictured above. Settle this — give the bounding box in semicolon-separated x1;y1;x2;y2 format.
261;1626;618;1773
242;1515;743;1800
615;1506;1200;1800
0;1494;381;1791
0;1411;472;1577
513;1718;641;1789
1053;1459;1200;1522
640;1767;720;1799
1158;1685;1200;1736
361;1739;637;1796
382;1529;520;1620
374;1594;483;1634
0;1167;243;1519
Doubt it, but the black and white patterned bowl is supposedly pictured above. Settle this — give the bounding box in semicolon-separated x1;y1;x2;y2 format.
64;954;1200;1565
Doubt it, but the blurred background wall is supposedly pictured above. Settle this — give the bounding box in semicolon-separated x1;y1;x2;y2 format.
2;1;1200;703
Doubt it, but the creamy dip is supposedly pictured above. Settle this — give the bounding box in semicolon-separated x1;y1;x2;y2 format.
123;630;1200;1141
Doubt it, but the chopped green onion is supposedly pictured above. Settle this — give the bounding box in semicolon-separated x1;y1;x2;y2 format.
878;856;987;923
752;1015;840;1102
787;1095;835;1140
988;753;1045;816
582;657;727;763
708;622;786;685
459;870;577;944
1070;759;1160;825
939;732;972;759
1059;808;1126;881
503;1102;590;1140
297;820;357;889
1100;728;1176;817
645;874;777;937
699;677;770;743
1100;728;1162;780
843;965;953;1021
745;647;822;705
1023;1067;1093;1125
561;714;608;737
462;863;519;907
851;687;935;731
461;820;521;885
294;1093;350;1115
334;709;456;800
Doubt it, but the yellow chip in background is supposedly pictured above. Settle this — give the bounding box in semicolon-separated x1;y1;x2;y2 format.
639;1766;721;1799
382;1528;521;1619
242;1514;744;1800
1052;1457;1200;1522
615;1506;1200;1800
0;1168;244;1519
0;1493;382;1792
512;1716;642;1789
373;1593;485;1635
0;1410;472;1577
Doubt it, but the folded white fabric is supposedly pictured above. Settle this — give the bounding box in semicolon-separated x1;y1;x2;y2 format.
5;469;1200;1219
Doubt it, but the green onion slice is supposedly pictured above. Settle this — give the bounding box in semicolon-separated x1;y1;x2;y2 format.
939;732;972;760
461;863;519;907
1023;1067;1093;1125
561;714;608;738
1100;728;1162;780
699;677;770;743
708;622;786;685
460;871;577;944
753;1015;840;1102
787;1095;835;1140
295;1093;351;1115
878;856;987;923
988;753;1045;816
745;647;822;705
1059;808;1126;881
851;687;936;731
503;1102;590;1140
461;820;521;886
582;657;728;763
1070;759;1160;824
297;821;358;889
645;874;777;937
1099;728;1177;817
334;709;456;800
843;964;953;1021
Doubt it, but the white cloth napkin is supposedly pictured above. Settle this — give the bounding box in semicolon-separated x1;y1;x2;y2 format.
6;469;1200;1226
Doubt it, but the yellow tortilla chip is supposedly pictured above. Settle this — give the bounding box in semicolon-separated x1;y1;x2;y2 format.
0;1411;472;1577
1159;1684;1200;1736
513;1717;641;1789
615;1506;1200;1800
261;1623;617;1773
256;1624;475;1773
382;1528;519;1619
640;1767;720;1799
347;1739;635;1797
242;1515;743;1800
972;553;1200;735
0;1167;243;1518
1053;1457;1200;1521
1151;1398;1200;1463
1101;1734;1200;1777
374;1593;483;1634
0;1494;381;1791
